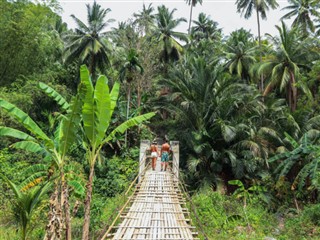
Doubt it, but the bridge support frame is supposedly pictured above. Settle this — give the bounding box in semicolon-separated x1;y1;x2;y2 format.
170;141;180;181
139;140;150;182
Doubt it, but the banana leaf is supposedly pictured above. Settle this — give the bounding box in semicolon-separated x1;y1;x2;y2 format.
0;126;35;141
39;82;69;110
0;98;52;146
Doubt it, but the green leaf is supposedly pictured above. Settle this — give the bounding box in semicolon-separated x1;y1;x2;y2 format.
58;82;85;157
109;81;120;121
81;65;96;145
284;132;299;148
103;112;156;144
228;180;244;189
11;141;44;154
248;185;266;193
68;180;85;196
20;172;47;191
39;82;70;110
0;174;22;199
221;123;236;142
0;126;35;141
0;98;52;146
94;75;111;146
29;181;52;212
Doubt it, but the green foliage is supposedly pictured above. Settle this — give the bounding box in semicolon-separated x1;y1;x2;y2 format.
282;203;320;239
0;98;52;145
1;0;320;238
63;1;113;78
269;132;320;194
0;174;51;240
191;189;277;239
154;5;188;64
38;82;70;110
0;0;64;86
281;0;320;35
228;180;268;207
119;48;144;83
94;156;138;197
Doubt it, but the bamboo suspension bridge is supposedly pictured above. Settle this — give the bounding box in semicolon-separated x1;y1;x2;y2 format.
99;140;207;240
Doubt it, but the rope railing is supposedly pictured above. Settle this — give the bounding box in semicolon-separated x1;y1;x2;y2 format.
97;149;151;240
170;154;209;240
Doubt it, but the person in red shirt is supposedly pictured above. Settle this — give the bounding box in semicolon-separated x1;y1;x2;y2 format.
150;141;158;171
160;139;170;171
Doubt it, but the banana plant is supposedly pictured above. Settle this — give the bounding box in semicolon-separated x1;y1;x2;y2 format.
269;132;320;193
228;180;267;208
0;77;85;239
1;174;51;240
79;65;155;240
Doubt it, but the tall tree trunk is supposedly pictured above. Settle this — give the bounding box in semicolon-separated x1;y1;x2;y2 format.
90;52;95;81
45;183;62;240
188;4;194;34
62;171;72;240
82;165;95;240
256;9;264;92
137;81;141;110
290;71;297;111
287;82;293;111
22;224;27;240
125;84;131;147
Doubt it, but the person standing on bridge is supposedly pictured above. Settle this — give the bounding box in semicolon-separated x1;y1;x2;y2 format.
160;139;170;171
150;141;159;171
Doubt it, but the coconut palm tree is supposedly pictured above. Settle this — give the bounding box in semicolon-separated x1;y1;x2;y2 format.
281;0;320;35
258;22;309;111
119;48;144;147
236;0;279;90
154;5;188;69
110;21;139;49
185;0;203;34
226;28;255;47
64;1;114;79
223;28;257;83
224;41;257;83
236;0;279;46
315;18;320;35
133;3;155;36
191;13;222;41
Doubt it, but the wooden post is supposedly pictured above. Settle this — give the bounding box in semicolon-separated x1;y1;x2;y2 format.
170;141;179;181
139;140;150;182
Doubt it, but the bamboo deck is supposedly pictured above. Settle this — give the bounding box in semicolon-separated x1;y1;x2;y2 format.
110;161;197;240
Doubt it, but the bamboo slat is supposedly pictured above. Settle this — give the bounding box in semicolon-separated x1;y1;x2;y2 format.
108;163;197;240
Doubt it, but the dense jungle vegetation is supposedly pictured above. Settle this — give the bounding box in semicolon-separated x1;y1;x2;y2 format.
0;0;320;239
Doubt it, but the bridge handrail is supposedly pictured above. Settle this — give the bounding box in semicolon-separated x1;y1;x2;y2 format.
171;154;209;240
98;149;150;240
125;147;149;194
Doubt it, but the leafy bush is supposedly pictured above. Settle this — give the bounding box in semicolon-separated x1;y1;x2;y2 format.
191;189;278;239
283;204;320;239
94;155;138;197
